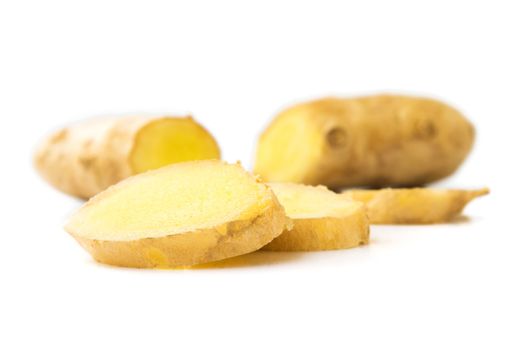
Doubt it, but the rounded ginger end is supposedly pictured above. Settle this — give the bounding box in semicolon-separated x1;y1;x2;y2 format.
130;117;220;174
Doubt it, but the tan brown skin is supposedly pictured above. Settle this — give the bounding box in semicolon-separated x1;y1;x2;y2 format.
255;95;475;189
342;188;489;224
34;116;219;199
71;196;287;268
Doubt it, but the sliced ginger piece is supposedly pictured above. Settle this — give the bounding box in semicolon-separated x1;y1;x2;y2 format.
34;116;220;199
263;183;369;251
65;160;287;268
342;188;489;224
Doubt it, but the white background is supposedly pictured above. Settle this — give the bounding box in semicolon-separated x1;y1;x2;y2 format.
1;1;524;349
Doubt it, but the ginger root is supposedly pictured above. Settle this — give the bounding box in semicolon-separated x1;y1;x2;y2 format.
34;116;220;199
255;95;474;189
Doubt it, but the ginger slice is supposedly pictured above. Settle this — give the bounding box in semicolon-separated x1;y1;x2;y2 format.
65;160;287;268
342;188;489;224
263;183;369;251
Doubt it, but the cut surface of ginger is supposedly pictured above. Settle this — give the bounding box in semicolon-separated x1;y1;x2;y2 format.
130;117;220;173
269;182;362;219
67;161;272;241
263;182;369;251
255;111;323;183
